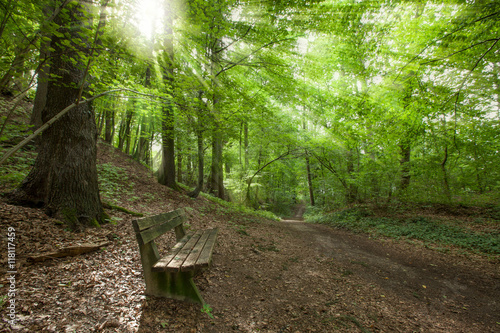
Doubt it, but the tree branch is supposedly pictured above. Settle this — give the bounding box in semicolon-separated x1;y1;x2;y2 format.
216;36;300;77
0;88;166;165
395;10;500;80
421;38;499;65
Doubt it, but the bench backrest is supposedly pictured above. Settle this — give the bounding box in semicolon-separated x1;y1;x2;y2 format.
132;208;187;245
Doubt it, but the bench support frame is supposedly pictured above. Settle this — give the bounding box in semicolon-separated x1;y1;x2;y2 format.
136;235;204;303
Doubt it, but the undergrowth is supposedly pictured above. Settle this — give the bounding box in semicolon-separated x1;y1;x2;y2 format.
178;183;280;221
96;163;134;204
0;147;35;192
305;206;500;256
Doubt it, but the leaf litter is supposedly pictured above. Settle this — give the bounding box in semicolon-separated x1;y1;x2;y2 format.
0;142;498;332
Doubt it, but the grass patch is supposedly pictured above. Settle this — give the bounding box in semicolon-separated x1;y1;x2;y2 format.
306;206;500;256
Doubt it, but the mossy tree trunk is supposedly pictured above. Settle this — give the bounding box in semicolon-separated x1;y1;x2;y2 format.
10;0;105;230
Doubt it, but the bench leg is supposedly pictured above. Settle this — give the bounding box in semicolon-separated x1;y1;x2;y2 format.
145;270;205;304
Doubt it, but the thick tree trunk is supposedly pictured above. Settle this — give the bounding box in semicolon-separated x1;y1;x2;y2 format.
158;0;178;190
158;104;178;188
9;0;104;230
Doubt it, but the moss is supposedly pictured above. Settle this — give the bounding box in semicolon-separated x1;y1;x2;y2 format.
90;218;101;228
60;207;79;230
102;201;143;216
101;209;111;224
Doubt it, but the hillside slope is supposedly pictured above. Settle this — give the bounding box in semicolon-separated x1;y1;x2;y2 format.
0;142;498;332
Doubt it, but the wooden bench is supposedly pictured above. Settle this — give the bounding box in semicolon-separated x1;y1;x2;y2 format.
132;208;218;304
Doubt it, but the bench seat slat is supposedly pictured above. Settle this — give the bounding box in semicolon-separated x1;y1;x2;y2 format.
181;229;214;271
154;230;203;272
151;231;194;272
192;228;219;270
165;230;204;272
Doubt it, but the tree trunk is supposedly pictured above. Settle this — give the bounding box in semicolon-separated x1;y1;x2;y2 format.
399;142;411;192
244;121;249;169
134;115;150;163
188;129;204;198
345;149;358;204
158;0;178;190
9;0;104;230
104;103;114;144
31;40;50;131
209;126;225;199
441;145;452;202
305;152;315;206
177;148;183;183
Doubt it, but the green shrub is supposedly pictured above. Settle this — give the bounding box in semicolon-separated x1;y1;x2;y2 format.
307;207;499;255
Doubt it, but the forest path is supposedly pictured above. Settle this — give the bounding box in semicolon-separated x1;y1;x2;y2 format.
278;219;500;329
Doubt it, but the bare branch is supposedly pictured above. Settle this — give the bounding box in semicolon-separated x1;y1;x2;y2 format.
421;38;499;65
0;88;167;165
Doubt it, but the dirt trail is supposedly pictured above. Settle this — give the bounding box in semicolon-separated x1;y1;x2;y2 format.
280;219;500;330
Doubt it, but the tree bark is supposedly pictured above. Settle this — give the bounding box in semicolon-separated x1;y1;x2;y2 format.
345;149;358;204
158;0;178;190
9;0;104;230
177;148;183;183
209;126;225;199
244;121;249;169
305;152;315;206
399;142;411;192
441;145;452;202
188;129;204;198
104;98;114;144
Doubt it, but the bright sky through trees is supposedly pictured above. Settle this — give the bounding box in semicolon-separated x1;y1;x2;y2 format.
135;0;163;38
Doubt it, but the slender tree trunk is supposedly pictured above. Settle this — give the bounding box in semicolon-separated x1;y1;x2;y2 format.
30;1;54;131
187;146;193;185
9;0;104;230
209;126;224;199
31;35;50;131
305;152;315;206
345;149;358;204
188;129;204;198
104;102;114;144
244;121;249;170
399;142;411;192
441;145;452;202
0;0;13;39
177;149;183;183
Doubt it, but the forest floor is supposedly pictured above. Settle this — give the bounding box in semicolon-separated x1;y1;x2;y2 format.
0;142;499;332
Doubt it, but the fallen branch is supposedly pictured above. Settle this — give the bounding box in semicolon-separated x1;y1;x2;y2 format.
27;241;110;262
